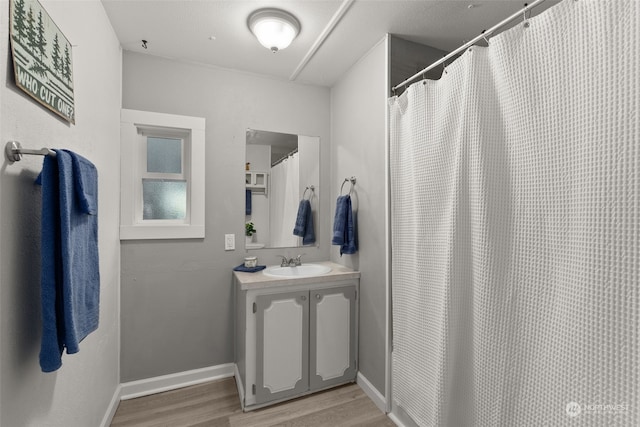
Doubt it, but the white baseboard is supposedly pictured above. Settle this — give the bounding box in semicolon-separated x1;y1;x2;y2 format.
99;384;122;427
120;363;235;400
233;364;245;409
388;412;406;427
388;402;421;427
357;371;387;413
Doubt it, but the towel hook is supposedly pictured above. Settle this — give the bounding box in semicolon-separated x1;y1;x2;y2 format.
340;177;356;196
302;185;314;200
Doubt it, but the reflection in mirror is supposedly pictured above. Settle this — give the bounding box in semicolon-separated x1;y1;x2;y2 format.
246;129;319;249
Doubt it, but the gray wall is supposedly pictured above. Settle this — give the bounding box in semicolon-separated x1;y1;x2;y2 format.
120;52;331;381
330;36;389;395
390;35;447;95
0;1;122;425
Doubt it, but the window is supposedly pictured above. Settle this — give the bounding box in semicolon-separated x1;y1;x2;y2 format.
120;109;205;240
142;135;186;220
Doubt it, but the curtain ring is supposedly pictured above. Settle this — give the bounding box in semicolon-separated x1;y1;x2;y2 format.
481;30;490;45
523;3;530;28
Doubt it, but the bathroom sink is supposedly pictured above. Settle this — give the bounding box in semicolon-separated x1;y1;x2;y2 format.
263;263;331;278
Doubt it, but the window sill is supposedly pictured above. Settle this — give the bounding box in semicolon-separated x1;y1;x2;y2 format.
120;224;205;240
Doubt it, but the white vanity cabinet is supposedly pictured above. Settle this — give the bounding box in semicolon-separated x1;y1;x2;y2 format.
234;263;359;411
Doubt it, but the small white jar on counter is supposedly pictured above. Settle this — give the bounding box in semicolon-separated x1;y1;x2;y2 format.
244;256;258;268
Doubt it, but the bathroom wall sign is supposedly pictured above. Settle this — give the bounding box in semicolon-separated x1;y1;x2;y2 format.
9;0;75;124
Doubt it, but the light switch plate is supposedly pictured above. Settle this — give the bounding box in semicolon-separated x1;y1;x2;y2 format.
224;234;235;251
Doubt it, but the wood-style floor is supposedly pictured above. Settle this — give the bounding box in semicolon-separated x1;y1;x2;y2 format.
110;377;395;427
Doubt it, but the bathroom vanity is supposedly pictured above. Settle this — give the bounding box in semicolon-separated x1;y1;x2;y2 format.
233;261;360;411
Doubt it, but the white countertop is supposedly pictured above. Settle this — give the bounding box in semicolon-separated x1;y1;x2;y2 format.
233;261;360;290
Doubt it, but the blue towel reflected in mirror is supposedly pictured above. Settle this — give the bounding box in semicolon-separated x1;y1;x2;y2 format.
293;199;315;245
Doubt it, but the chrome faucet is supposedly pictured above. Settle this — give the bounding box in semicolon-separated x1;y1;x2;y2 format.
277;255;290;267
276;254;304;267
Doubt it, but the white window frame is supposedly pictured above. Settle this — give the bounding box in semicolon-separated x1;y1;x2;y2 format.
120;109;205;240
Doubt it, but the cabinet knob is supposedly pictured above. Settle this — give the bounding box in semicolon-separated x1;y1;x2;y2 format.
300;295;307;301
315;294;321;300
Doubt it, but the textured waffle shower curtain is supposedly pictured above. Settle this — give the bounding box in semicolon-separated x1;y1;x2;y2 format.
269;152;300;247
389;1;638;426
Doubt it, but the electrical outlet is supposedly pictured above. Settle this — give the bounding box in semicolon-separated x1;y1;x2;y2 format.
224;234;235;251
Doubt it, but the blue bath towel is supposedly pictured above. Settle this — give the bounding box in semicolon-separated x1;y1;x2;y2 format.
245;189;252;215
293;199;315;245
37;153;64;372
332;195;357;256
38;150;99;372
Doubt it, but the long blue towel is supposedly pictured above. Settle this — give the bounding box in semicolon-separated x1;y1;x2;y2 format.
38;153;64;372
293;199;315;245
245;189;252;215
332;195;357;256
38;149;99;372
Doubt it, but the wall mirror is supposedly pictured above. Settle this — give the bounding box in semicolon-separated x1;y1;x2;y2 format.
245;129;320;249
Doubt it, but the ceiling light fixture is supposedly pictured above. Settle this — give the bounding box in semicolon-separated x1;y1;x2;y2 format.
248;8;300;53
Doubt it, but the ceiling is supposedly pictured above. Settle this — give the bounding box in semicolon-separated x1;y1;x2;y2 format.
101;0;560;88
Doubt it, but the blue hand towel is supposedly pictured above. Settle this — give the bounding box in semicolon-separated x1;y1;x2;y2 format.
233;264;266;273
38;150;100;372
245;189;252;215
332;195;357;256
293;199;315;245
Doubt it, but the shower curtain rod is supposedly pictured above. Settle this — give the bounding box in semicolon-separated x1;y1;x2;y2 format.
392;0;546;92
272;147;298;167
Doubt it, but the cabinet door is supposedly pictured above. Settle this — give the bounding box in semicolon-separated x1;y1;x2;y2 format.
255;290;309;404
309;286;357;391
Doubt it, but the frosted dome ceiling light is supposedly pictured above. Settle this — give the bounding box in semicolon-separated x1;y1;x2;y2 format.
248;9;300;53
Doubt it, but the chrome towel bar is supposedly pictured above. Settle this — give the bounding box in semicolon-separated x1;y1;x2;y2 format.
5;141;56;163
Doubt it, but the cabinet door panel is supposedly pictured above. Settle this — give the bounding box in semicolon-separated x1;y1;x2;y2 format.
256;291;309;404
310;286;357;390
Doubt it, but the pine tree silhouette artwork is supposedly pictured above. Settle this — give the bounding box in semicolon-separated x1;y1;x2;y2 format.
30;10;48;77
26;6;37;53
63;43;71;84
52;33;61;76
36;12;47;59
12;0;27;43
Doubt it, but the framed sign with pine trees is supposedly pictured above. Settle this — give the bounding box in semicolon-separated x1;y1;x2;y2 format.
9;0;75;124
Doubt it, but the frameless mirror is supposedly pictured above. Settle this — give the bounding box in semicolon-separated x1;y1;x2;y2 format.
245;129;319;249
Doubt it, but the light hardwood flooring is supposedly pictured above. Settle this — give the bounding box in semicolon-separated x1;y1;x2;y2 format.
110;377;395;427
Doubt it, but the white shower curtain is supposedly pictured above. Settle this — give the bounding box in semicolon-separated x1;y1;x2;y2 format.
269;152;300;247
389;1;638;426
